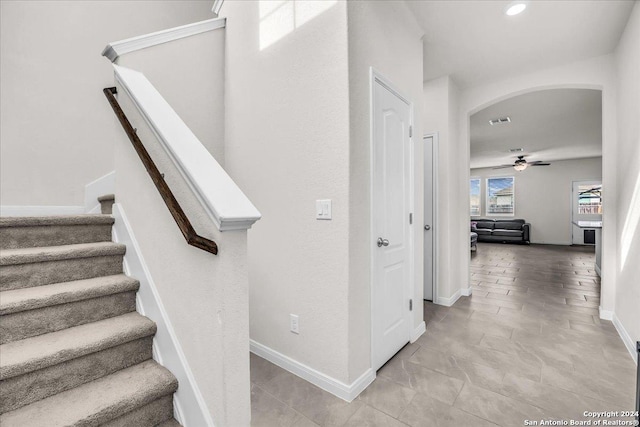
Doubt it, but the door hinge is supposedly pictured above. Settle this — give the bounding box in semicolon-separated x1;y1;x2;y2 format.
409;126;413;138
409;213;413;224
409;299;413;311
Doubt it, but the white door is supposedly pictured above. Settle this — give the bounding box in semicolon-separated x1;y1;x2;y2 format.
372;73;412;371
423;135;435;301
571;180;602;245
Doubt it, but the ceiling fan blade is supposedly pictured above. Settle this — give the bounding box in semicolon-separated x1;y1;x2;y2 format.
492;164;515;169
531;163;551;166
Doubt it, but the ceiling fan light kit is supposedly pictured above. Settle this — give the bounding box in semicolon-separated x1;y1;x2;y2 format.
492;155;552;171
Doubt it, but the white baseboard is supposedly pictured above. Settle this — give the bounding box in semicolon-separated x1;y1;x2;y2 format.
461;287;472;297
0;205;84;216
411;321;426;343
599;306;614;320
612;313;638;365
436;289;461;307
85;171;115;213
594;264;601;277
112;204;214;427
250;340;376;402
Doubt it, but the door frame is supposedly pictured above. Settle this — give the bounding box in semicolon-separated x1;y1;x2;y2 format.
423;133;439;304
369;67;415;370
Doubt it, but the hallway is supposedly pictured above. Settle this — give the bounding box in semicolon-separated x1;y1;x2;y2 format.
250;243;636;426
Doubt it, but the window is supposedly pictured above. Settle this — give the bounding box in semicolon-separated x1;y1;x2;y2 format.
487;177;515;215
470;178;481;216
577;184;602;214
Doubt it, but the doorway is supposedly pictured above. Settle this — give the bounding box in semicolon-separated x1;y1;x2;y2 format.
371;69;413;372
423;134;437;302
571;180;602;245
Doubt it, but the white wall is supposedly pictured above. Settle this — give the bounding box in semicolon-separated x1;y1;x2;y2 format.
471;157;603;245
423;77;464;302
223;0;353;384
346;0;424;382
456;54;618;313
114;84;251;426
117;28;226;165
0;1;212;207
614;1;640;356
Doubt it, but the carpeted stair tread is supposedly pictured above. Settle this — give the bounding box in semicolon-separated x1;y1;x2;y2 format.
0;215;114;227
0;274;139;315
0;312;156;380
156;419;182;427
0;241;125;266
0;360;178;427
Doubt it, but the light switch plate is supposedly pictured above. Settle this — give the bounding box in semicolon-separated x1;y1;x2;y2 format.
316;199;332;220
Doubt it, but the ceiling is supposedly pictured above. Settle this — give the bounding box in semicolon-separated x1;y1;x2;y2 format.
469;89;602;169
406;0;635;88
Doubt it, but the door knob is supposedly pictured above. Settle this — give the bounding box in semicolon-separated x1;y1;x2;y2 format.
377;237;390;247
424;225;431;231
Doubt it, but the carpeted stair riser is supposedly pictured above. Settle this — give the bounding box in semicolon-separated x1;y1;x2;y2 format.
0;336;153;413
0;291;137;344
0;224;113;250
98;194;116;215
1;313;156;381
0;360;178;427
0;255;124;291
100;395;174;427
0;214;182;426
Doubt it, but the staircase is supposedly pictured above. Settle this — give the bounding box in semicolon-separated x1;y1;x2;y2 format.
0;214;181;426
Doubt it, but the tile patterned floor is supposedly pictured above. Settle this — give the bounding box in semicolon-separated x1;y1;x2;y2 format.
250;243;637;426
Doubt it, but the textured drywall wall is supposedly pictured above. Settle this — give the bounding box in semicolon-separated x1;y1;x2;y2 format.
117;28;225;166
458;54;618;312
0;1;212;206
223;0;352;383
471;157;603;245
114;84;251;426
614;1;640;352
423;76;462;301
346;0;424;382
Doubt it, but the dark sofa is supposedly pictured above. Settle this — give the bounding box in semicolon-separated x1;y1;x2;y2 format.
471;219;530;244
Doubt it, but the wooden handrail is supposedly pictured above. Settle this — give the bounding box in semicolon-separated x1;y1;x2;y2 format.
103;87;218;255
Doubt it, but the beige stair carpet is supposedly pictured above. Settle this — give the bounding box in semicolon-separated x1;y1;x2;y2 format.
0;214;182;426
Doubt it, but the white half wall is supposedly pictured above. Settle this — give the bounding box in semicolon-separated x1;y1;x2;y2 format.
0;1;212;207
116;25;226;166
114;80;251;426
471;157;603;245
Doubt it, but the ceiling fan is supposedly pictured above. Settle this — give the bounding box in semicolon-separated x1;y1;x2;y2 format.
492;155;551;171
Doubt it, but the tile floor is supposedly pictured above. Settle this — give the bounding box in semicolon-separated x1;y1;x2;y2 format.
250;243;637;426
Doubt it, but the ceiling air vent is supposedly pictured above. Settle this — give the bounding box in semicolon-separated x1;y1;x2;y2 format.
489;117;511;125
509;148;524;153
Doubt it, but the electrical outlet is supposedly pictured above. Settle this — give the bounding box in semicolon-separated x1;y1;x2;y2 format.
290;314;299;334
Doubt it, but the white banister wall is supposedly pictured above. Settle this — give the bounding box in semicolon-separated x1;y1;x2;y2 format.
112;72;255;425
113;65;260;231
102;18;226;63
113;27;226;166
104;20;260;424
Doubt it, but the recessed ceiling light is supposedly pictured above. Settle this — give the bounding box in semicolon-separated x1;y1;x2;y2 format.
506;2;527;16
